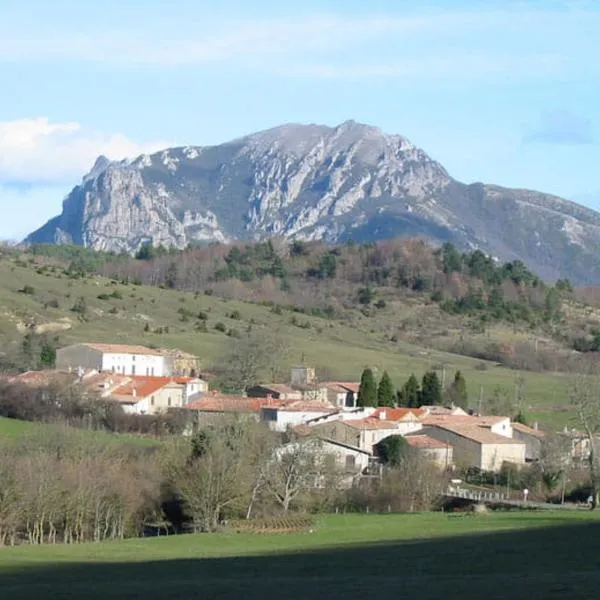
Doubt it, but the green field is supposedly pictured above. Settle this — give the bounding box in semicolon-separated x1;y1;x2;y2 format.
0;512;599;599
0;257;575;427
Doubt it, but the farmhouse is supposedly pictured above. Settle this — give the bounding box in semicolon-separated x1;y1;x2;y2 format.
420;422;526;471
404;433;454;468
512;422;545;462
56;343;171;376
324;382;360;409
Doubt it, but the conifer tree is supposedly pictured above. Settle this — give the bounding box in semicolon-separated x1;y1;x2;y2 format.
377;371;395;407
357;368;377;407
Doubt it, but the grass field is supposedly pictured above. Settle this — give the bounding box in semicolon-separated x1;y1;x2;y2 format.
0;257;576;427
1;512;599;599
0;416;160;447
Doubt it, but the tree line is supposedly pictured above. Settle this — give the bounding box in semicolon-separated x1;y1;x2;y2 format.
356;368;468;410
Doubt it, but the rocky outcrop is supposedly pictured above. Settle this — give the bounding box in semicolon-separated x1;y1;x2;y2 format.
26;120;600;283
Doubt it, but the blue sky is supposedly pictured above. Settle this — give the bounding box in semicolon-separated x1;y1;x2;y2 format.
0;0;598;239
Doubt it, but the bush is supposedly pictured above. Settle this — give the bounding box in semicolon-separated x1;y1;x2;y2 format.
19;285;35;295
214;322;227;333
228;310;242;320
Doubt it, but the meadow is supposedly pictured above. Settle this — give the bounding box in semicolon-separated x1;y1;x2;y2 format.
0;511;599;599
0;256;575;427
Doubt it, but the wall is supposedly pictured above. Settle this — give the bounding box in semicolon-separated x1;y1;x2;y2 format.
124;384;185;415
513;430;542;461
411;446;454;469
56;345;103;372
422;426;483;470
321;440;370;472
480;443;525;471
268;409;335;432
101;353;168;377
489;419;513;438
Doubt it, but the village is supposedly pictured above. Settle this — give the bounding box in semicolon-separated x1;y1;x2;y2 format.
5;341;591;485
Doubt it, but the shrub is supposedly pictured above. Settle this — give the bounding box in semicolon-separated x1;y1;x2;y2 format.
228;310;242;320
214;322;226;333
19;285;35;295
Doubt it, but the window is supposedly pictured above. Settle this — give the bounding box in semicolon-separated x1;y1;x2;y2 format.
345;455;356;469
131;365;136;375
151;367;155;376
151;396;155;406
146;368;149;376
168;397;172;407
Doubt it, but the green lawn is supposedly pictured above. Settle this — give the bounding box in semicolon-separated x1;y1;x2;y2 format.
0;416;160;447
0;512;599;599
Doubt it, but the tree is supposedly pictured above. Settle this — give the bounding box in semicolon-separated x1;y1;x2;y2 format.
375;435;408;466
221;328;289;392
569;366;600;509
447;370;468;409
357;368;377;407
398;374;420;408
377;371;395;407
440;242;462;274
421;371;443;406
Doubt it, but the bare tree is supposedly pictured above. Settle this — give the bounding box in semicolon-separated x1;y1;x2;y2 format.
569;365;600;509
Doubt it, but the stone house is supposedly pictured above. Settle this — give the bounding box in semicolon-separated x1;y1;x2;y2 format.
404;433;454;469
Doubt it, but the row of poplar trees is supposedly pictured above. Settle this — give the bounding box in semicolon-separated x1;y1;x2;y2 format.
356;368;468;409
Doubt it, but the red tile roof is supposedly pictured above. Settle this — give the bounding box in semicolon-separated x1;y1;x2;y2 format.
512;422;545;438
427;423;525;445
275;401;337;413
345;418;401;431
405;435;451;450
422;414;508;427
372;407;425;421
79;343;163;356
325;382;360;394
186;395;284;413
109;376;186;403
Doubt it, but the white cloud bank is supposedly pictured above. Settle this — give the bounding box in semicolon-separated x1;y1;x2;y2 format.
0;118;168;183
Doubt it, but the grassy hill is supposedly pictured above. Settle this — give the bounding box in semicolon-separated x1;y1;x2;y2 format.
0;248;583;427
1;512;599;599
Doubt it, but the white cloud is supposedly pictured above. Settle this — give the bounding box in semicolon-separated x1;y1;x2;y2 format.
0;118;168;183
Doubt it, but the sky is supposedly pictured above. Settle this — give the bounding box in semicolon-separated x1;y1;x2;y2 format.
0;0;598;239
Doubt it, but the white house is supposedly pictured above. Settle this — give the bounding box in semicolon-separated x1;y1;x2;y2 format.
56;343;172;377
260;401;338;432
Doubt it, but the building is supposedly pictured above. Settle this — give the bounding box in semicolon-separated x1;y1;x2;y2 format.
404;434;454;469
290;366;316;387
246;384;302;401
260;401;338;432
324;382;360;409
108;376;188;415
422;414;514;439
421;423;526;471
56;343;171;376
159;349;200;377
512;422;545;462
186;393;284;424
371;408;424;435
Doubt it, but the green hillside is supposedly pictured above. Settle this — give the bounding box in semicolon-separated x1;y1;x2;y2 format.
0;249;579;427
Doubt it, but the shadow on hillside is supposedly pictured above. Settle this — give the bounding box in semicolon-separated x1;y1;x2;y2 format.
2;517;600;600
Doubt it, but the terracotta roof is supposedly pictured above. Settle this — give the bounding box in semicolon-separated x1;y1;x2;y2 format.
372;407;425;421
187;395;283;413
275;401;337;413
12;370;78;387
78;343;163;356
427;423;525;445
512;422;545;439
405;435;451;450
345;418;401;431
109;376;185;403
254;383;298;395
422;415;508;427
325;382;360;394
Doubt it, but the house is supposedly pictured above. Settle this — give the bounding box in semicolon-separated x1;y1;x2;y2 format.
420;423;526;472
108;376;188;415
422;414;514;439
371;408;424;435
290;365;316;386
159;349;200;377
56;343;171;376
186;393;284;424
309;417;403;453
260;401;338;432
246;384;302;401
404;434;454;469
512;422;545;462
324;382;360;409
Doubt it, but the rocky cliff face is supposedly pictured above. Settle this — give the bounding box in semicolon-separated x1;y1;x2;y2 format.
26;120;600;284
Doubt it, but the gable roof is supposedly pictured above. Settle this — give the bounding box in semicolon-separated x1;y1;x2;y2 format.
422;414;508;427
427;423;525;445
77;343;163;356
251;383;298;395
186;395;283;413
405;434;452;450
344;418;401;431
512;422;545;439
109;376;185;404
325;382;360;394
274;401;337;413
372;407;425;421
321;438;373;455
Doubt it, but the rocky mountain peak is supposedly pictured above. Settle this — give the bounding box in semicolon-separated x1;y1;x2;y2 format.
25;121;600;284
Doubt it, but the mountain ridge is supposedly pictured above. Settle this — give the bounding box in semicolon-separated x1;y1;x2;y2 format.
26;120;600;284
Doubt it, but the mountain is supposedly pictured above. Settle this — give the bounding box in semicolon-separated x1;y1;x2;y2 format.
26;120;600;284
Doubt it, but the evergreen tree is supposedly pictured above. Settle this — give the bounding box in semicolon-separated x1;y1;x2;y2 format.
421;371;443;406
375;435;408;466
357;368;377;407
397;374;420;408
448;370;468;409
377;371;395;407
